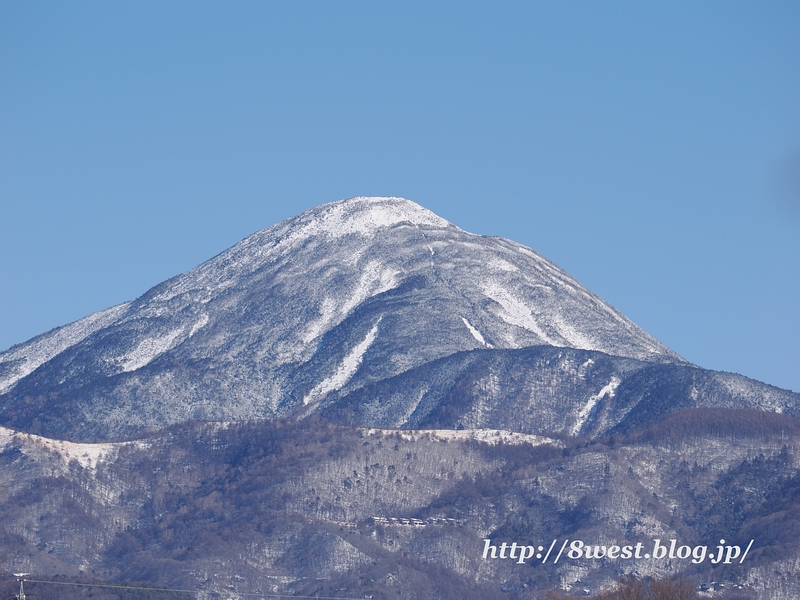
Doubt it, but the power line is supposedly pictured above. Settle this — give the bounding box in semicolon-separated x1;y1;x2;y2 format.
20;580;367;600
23;581;195;595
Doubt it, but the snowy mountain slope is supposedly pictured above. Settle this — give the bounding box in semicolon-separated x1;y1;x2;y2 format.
0;197;686;440
0;302;130;394
321;345;800;437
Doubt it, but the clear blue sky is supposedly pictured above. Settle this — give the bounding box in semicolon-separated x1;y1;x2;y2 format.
1;2;799;392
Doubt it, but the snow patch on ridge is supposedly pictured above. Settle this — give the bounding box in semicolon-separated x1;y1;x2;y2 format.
0;424;137;471
366;427;562;448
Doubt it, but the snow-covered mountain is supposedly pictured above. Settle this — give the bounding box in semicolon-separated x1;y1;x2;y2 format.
0;197;794;442
2;197;800;599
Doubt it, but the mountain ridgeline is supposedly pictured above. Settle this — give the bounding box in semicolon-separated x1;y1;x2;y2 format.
0;197;794;442
1;197;799;599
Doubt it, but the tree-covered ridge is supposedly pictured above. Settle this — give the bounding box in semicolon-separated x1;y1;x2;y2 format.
0;408;798;598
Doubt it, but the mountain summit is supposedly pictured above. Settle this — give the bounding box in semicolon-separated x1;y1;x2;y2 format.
4;197;786;441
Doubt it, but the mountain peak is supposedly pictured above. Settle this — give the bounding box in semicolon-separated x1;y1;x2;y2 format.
0;197;688;440
271;196;456;245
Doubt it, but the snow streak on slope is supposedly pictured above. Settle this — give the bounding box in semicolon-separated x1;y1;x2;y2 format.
302;262;399;344
0;302;130;393
461;317;489;347
118;314;209;372
482;282;555;344
571;377;621;435
303;320;382;408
